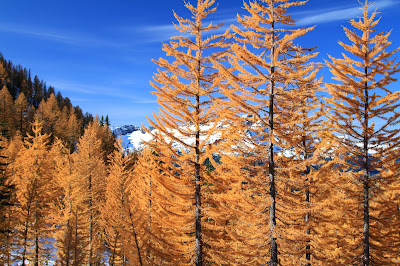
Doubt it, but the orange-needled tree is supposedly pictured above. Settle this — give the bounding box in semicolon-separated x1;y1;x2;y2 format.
0;135;16;265
51;139;87;265
212;0;320;264
72;120;107;265
146;0;230;264
12;120;55;265
102;140;144;265
325;1;400;264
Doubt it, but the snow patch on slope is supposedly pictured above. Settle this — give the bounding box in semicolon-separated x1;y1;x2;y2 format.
116;123;234;152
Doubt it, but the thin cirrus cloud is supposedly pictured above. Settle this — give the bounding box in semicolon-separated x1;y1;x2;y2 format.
129;8;235;44
138;18;233;43
141;24;181;42
0;23;121;48
49;80;157;104
134;0;397;43
297;0;398;26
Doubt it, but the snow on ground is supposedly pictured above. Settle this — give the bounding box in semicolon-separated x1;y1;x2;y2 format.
118;123;226;152
116;122;387;158
125;129;153;151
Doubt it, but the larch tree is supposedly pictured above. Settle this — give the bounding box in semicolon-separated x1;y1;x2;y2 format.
73;120;107;265
275;70;322;265
36;93;61;143
66;110;82;151
132;146;167;265
0;135;16;265
51;139;87;265
0;63;10;87
5;133;24;164
145;0;228;265
325;1;400;265
14;92;30;136
102;140;143;265
55;106;71;142
0;86;16;138
12;120;55;266
0;133;24;265
212;0;319;264
54;106;81;151
146;0;230;264
0;86;15;265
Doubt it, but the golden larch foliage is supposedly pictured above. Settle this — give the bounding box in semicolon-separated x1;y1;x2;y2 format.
324;0;400;264
14;92;31;137
102;140;144;265
146;0;231;264
0;86;17;138
72;121;107;265
51;139;87;265
212;0;320;264
12;120;55;265
0;135;16;265
36;93;61;142
133;146;174;265
54;106;81;151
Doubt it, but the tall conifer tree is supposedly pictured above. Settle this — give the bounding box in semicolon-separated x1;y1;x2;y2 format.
0;86;16;138
14;92;30;136
73;120;107;265
325;1;400;264
102;140;143;265
133;147;168;264
12;120;54;265
212;0;319;264
0;136;16;265
0;133;24;265
36;93;61;142
147;0;230;264
51;139;87;265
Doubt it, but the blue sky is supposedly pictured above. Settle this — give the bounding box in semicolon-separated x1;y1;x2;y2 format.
1;0;399;127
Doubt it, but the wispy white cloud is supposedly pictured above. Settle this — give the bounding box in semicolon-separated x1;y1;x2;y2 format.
120;10;235;44
50;80;157;104
50;81;95;95
68;97;90;103
134;19;233;43
297;0;398;26
0;23;122;47
142;24;180;42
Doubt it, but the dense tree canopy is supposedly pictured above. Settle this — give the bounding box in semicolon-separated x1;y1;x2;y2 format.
0;1;399;265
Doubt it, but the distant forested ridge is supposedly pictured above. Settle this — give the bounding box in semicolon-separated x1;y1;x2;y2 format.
0;52;120;265
0;53;106;148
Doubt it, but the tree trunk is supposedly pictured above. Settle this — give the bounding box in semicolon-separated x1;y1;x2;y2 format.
363;65;370;266
34;233;39;266
195;94;202;266
269;2;278;265
109;236;117;266
303;136;311;265
129;210;143;266
74;209;79;265
195;16;203;265
21;214;29;266
21;191;34;266
363;172;370;266
66;160;73;266
88;143;93;266
88;175;93;266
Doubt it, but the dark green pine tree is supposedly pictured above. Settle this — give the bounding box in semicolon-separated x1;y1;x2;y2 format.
33;75;44;108
105;115;110;128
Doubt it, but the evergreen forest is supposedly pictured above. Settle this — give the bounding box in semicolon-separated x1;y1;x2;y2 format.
0;0;400;265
